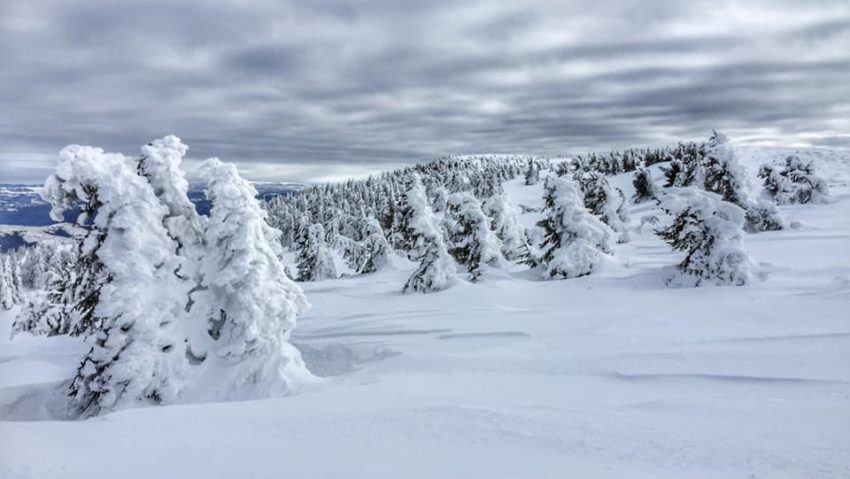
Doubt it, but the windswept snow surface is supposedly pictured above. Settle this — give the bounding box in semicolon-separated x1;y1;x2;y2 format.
2;148;849;478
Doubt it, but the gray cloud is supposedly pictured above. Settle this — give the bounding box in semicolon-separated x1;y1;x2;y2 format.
1;0;848;183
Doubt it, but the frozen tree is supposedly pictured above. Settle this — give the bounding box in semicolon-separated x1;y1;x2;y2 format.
537;176;614;279
391;174;438;260
662;159;686;188
295;222;338;281
12;247;77;337
192;158;310;401
0;255;16;310
656;187;752;287
42;144;189;418
483;192;527;261
402;175;456;293
632;168;656;203
524;159;540;185
445;192;502;281
744;198;784;233
358;217;392;274
579;173;630;243
136;135;204;251
758;156;830;205
702;130;748;206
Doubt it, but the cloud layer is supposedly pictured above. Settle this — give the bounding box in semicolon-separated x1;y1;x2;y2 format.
1;0;848;183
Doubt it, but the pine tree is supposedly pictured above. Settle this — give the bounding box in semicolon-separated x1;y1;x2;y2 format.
358;217;392;274
402;175;456;293
702;130;748;206
758;155;830;205
42;144;189;418
656;187;752;287
191;158;310;401
483;192;527;261
632;168;656;203
445;192;502;281
579;173;630;243
295;222;338;281
524;159;540;185
12;249;76;337
536;176;614;279
0;255;16;310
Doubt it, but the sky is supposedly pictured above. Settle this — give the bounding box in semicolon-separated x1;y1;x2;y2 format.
1;0;849;184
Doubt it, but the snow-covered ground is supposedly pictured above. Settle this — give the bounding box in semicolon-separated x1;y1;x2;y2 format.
1;147;849;478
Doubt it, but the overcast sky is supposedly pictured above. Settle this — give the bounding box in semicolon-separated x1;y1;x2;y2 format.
1;0;848;183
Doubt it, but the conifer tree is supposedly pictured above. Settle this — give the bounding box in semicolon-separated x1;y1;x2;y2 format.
42;144;189;418
192;158;310;401
445;192;502;281
578;173;630;243
524;159;540;185
358;217;392;274
656;187;752;286
758;155;830;204
12;248;76;337
0;256;15;310
702;130;748;206
483;192;527;261
632;167;656;203
402;175;456;293
295;222;338;281
537;176;614;279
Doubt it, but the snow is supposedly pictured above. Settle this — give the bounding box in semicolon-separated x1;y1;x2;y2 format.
1;147;850;478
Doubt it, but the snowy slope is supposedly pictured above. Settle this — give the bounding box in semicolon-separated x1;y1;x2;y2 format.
1;147;849;479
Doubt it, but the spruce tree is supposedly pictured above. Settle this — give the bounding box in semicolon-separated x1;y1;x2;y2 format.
702;130;748;206
42;144;189;418
0;255;15;310
402;175;456;293
295;222;338;281
656;187;752;286
537;176;614;279
524;159;540;185
758;156;830;205
632;167;656;203
578;173;630;244
358;217;392;274
191;158;310;401
445;192;502;281
483;192;527;261
12;247;76;337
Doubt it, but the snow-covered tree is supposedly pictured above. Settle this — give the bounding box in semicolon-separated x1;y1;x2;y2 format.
632;168;656;203
702;130;748;206
483;192;527;261
42;144;189;418
579;173;630;243
12;247;77;337
192;158;310;401
524;159;540;185
758;155;830;205
0;255;16;310
402;175;456;293
391;174;438;260
744;198;784;233
137;136;203;249
656;187;752;287
445;192;502;281
295;222;338;281
358;217;392;274
536;176;614;279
